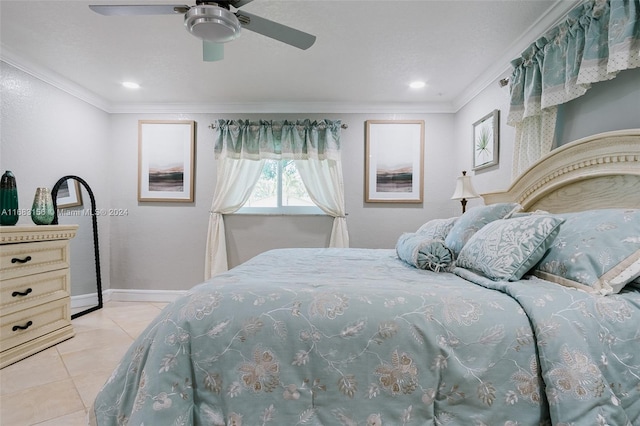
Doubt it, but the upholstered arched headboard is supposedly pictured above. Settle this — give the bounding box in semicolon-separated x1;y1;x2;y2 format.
482;129;640;213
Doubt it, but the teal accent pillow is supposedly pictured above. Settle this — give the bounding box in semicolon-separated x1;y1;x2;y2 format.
396;233;454;272
416;217;458;240
444;203;521;257
456;215;564;281
533;209;640;295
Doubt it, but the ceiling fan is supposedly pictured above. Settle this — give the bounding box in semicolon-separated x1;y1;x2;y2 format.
89;0;316;61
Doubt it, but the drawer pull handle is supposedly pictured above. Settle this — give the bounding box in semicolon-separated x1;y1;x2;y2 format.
12;288;33;297
11;256;32;264
12;321;33;332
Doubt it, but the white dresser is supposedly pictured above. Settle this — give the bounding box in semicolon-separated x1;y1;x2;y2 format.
0;225;78;368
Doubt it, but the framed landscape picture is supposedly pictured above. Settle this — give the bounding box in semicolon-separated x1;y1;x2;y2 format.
472;110;499;170
365;120;424;203
138;120;196;202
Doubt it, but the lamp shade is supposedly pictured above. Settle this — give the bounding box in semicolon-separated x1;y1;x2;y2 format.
451;171;479;200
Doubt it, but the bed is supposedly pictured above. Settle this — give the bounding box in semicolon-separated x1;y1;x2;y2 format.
91;129;640;426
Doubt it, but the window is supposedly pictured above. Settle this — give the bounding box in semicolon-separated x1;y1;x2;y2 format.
238;160;323;214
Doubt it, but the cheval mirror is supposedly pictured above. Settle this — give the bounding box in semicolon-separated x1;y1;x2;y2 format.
51;176;103;319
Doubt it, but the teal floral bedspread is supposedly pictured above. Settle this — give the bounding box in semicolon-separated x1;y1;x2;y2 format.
455;268;640;425
92;248;640;425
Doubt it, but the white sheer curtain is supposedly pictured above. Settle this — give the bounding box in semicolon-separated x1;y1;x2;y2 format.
511;107;557;177
295;158;349;247
205;157;264;279
205;119;347;279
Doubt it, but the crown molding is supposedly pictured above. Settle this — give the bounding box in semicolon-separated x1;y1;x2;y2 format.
1;44;112;113
108;101;457;114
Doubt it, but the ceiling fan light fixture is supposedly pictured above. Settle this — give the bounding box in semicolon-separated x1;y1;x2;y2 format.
184;5;241;43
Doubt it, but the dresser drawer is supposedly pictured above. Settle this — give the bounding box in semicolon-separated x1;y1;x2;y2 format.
0;298;71;353
0;240;70;280
0;269;70;315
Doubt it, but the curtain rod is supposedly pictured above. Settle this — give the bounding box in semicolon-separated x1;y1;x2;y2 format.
208;122;348;130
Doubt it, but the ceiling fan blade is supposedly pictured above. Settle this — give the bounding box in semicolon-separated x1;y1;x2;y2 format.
228;0;255;8
235;11;316;50
203;41;224;62
89;4;189;16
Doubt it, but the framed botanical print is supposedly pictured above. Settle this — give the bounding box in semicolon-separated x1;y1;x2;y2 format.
473;110;499;171
365;120;424;203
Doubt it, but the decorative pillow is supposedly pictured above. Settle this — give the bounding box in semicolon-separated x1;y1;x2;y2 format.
444;203;521;257
416;217;458;240
533;209;640;295
456;215;564;281
396;233;454;272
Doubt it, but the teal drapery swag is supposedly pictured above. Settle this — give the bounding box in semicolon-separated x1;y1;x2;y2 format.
214;119;342;161
508;0;640;125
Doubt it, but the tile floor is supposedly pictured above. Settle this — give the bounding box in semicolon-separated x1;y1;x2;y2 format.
0;301;167;425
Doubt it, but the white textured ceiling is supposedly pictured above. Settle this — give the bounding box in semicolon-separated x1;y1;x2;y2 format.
0;0;577;112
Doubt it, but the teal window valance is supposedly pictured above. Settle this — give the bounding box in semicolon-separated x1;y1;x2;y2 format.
214;119;342;161
507;0;639;177
508;0;640;126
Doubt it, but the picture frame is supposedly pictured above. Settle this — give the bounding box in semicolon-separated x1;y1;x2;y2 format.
365;120;424;203
138;120;196;202
472;109;499;171
56;179;83;208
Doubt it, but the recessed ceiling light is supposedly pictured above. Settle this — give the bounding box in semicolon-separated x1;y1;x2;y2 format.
122;81;140;89
409;81;426;89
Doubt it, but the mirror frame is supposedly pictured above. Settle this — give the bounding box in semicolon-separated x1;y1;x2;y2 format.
51;175;103;319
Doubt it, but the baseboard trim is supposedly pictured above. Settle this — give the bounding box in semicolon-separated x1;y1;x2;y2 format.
71;289;186;307
108;289;187;302
71;292;101;309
